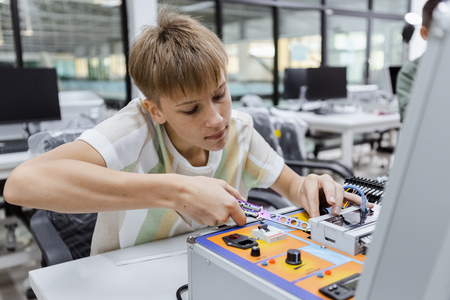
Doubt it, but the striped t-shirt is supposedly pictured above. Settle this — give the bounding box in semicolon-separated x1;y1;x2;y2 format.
78;98;284;255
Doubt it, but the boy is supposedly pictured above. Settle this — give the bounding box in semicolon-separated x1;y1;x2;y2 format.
4;9;361;255
397;0;443;122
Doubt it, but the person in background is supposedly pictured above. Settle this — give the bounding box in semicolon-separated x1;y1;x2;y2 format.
397;0;444;122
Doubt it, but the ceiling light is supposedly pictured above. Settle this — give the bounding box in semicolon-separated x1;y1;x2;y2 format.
405;12;422;25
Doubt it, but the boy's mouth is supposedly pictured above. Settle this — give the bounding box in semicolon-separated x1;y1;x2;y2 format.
206;127;227;140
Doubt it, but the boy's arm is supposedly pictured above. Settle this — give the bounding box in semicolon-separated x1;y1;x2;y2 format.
270;164;362;218
4;140;246;226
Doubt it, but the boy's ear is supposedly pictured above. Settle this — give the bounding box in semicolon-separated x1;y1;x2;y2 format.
420;26;428;41
143;99;166;124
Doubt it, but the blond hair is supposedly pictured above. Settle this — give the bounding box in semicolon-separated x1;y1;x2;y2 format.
129;8;228;107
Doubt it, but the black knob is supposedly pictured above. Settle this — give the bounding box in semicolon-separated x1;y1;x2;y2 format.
251;246;261;257
285;249;302;265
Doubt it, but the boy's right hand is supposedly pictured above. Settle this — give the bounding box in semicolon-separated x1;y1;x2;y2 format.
174;176;247;227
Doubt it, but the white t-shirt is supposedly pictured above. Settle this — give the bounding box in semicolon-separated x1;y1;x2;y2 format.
77;98;284;255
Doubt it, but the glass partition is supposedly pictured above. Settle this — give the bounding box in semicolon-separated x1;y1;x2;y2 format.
373;0;409;15
278;9;321;99
370;18;404;91
222;3;273;101
158;0;216;32
327;15;368;84
0;0;15;67
18;0;127;102
328;0;368;12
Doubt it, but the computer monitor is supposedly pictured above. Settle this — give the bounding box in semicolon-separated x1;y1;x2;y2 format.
306;67;347;100
0;68;61;125
355;4;450;299
282;68;307;100
388;66;402;95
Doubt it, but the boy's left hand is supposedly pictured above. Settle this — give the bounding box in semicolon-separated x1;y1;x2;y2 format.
296;174;372;218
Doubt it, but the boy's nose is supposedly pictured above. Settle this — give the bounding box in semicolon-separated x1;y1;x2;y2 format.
205;107;223;127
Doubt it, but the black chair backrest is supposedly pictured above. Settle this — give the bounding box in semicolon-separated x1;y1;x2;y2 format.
236;107;283;157
47;211;97;260
273;119;304;161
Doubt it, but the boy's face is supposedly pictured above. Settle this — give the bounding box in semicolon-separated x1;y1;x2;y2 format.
146;74;231;154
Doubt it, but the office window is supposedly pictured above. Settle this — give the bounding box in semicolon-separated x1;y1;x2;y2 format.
327;15;368;84
0;0;14;67
278;0;321;4
369;18;404;89
373;0;409;15
327;0;368;11
223;3;273;100
278;9;321;99
16;0;127;102
158;0;216;33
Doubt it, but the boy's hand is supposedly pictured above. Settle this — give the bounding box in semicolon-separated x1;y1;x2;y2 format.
175;176;247;227
296;174;372;218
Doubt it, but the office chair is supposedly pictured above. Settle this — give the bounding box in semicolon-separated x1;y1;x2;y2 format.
237;107;356;179
30;210;97;267
368;128;399;169
237;107;353;210
271;115;353;178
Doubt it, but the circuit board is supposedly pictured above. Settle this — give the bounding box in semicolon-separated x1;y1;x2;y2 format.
193;209;364;300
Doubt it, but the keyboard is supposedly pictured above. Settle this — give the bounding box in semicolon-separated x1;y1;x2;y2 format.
312;107;341;115
0;139;29;154
313;105;357;115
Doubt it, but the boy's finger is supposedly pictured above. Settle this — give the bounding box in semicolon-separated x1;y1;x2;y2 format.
230;201;247;226
224;184;246;201
319;177;342;215
344;192;374;208
331;183;345;215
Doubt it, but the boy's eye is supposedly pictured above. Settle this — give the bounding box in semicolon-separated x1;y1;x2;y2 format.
213;91;226;101
183;106;198;115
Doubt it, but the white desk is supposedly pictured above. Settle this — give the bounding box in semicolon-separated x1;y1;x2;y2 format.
28;206;300;299
29;229;202;300
28;206;297;300
298;112;401;166
271;108;401;166
0;151;29;180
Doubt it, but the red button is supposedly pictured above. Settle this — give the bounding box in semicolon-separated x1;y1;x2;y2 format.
324;270;332;275
229;234;239;239
269;259;276;264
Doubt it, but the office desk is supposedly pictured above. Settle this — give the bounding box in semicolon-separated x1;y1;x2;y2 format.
297;112;400;166
272;108;401;166
29;228;207;300
28;206;295;300
0;151;29;180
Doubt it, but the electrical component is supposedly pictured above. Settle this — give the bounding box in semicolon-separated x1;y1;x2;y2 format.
342;184;369;222
252;224;287;243
222;233;258;249
309;205;381;256
344;176;386;204
285;249;302;265
237;199;310;231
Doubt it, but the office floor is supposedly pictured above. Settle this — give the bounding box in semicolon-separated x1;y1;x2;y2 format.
0;209;41;300
0;145;391;300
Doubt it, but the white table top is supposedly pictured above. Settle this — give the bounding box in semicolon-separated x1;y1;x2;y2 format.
28;207;299;300
296;111;401;133
271;107;401;133
270;107;401;166
29;229;204;300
